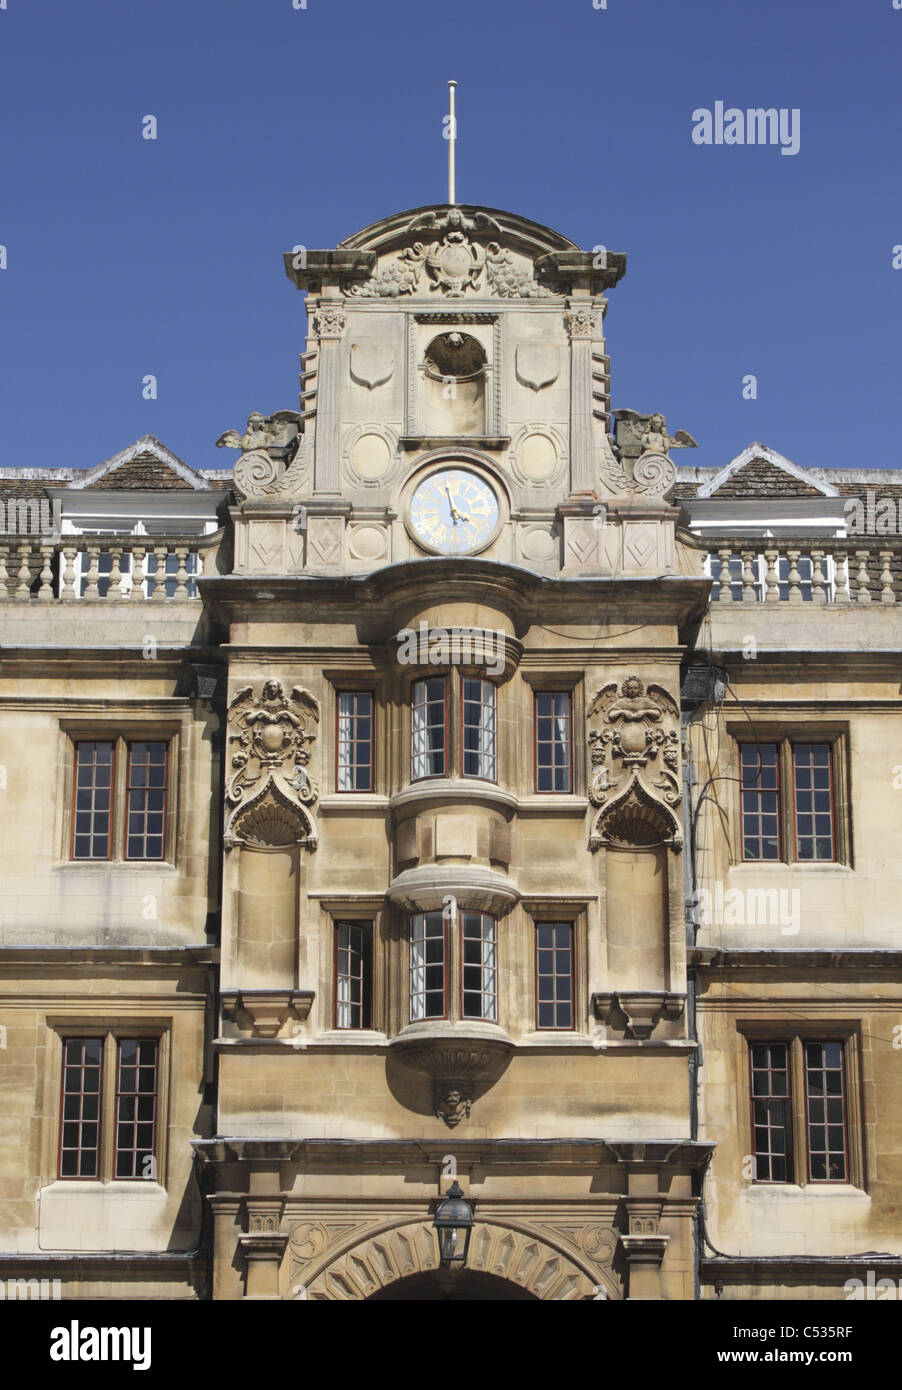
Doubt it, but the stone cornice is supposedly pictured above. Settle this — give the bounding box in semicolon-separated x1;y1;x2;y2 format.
0;946;218;967
388;780;519;816
199;561;709;632
0;1252;205;1273
690;948;902;972
193;1136;715;1172
701;1255;902;1281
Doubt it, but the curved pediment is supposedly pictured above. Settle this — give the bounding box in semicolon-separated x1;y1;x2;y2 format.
339;203;578;259
292;204;626;302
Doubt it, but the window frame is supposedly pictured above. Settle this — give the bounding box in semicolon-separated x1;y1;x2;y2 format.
332;919;374;1030
123;740;169;862
459;911;498;1023
790;742;837;864
533;690;573;794
410;675;450;782
460;676;497;782
747;1039;793;1183
407;911;503;1026
740;1024;863;1189
58;1035;105;1179
70;740;116;862
409;911;450;1021
335;689;375;794
112;1036;160;1180
53;1025;168;1184
733;730;848;867
63;728;177;866
739;741;782;863
534;921;575;1031
801;1039;850;1183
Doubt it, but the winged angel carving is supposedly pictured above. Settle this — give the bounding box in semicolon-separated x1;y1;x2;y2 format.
613;411;697;460
587;677;680;808
216;411;309;498
599;410;696;499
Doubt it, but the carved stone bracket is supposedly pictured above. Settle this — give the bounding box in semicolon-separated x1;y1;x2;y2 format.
390;1024;514;1128
222;990;315;1039
592;991;686;1041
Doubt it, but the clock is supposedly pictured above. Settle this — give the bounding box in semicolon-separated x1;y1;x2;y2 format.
408;466;500;555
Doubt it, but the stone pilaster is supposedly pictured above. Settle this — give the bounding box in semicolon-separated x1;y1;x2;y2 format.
209;1197;244;1301
310;302;346;497
621;1180;668;1300
240;1197;288;1299
566;306;599;493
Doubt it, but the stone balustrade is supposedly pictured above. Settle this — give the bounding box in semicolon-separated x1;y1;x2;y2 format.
707;541;900;605
0;535;213;601
3;532;900;606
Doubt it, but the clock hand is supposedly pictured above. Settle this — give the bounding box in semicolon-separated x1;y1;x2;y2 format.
444;484;469;525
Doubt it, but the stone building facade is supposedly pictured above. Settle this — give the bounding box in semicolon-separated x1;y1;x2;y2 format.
0;200;900;1301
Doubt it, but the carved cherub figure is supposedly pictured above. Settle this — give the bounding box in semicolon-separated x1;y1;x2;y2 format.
613;409;697;460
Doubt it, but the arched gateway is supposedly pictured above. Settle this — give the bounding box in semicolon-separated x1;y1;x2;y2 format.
293;1221;612;1301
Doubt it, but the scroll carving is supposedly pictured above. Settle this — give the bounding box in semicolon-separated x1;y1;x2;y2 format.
216;410;312;499
224;679;320;850
587;676;682;848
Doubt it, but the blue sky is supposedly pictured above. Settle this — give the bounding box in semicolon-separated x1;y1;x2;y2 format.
1;0;900;477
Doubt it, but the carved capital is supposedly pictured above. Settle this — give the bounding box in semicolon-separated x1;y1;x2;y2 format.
565;307;598;339
313;306;347;338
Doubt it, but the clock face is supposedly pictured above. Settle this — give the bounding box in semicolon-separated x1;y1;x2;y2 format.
408;467;500;555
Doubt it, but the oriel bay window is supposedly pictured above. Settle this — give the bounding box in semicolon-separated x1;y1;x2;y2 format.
411;677;448;780
738;737;841;863
59;1033;160;1181
409;911;498;1023
747;1034;857;1185
71;735;171;861
410;912;448;1019
461;913;498;1021
410;674;498;783
461;678;496;780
